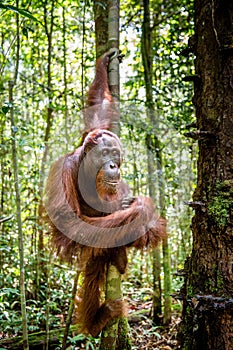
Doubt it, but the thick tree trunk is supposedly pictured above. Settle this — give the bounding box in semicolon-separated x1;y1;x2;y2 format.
180;1;233;349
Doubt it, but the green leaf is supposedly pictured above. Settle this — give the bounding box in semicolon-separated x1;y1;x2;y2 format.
0;4;43;25
22;27;28;38
2;102;12;114
2;105;10;114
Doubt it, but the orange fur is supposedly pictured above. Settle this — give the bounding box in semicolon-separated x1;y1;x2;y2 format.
44;52;166;337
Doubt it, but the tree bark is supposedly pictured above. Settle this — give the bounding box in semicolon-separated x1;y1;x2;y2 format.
94;0;109;58
100;265;125;350
92;1;130;348
180;1;233;349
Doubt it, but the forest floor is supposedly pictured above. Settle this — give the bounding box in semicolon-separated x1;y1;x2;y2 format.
129;313;181;350
0;314;181;350
0;299;182;350
128;299;181;350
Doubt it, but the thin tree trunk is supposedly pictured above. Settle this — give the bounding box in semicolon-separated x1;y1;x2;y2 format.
36;2;55;346
180;1;233;348
0;106;7;275
145;135;162;324
92;1;131;347
61;270;80;350
8;3;29;348
100;265;123;350
94;0;108;58
108;0;120;100
9;80;29;350
81;0;87;106
37;0;55;295
141;0;171;325
39;0;55;198
157;144;171;325
62;6;69;149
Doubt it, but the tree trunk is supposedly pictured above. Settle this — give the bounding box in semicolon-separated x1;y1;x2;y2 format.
37;0;55;297
94;0;109;58
61;270;80;350
141;0;171;325
8;5;29;347
93;1;130;348
180;1;233;349
9;80;29;350
100;265;131;350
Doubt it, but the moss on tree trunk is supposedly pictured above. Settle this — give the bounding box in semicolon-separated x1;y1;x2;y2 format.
100;264;131;350
180;0;233;348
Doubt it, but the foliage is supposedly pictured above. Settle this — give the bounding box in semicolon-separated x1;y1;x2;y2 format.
0;2;42;24
208;180;233;227
0;0;195;345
